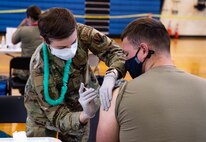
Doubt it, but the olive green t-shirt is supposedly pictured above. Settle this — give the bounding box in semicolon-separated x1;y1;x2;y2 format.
116;66;206;142
12;26;42;80
12;26;42;57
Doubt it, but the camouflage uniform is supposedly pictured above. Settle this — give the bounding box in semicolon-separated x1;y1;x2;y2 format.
24;23;126;142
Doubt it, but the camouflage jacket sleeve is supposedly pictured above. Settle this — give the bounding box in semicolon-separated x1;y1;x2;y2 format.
77;23;126;78
26;44;87;135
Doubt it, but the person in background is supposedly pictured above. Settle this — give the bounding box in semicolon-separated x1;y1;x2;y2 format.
96;17;206;142
24;8;126;142
12;5;42;82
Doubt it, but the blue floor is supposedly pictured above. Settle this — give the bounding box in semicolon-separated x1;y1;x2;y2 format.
0;130;11;138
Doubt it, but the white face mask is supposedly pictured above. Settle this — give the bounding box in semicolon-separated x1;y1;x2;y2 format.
50;41;78;60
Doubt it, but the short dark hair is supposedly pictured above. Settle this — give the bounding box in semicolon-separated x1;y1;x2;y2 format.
26;5;41;21
121;18;170;53
38;8;76;44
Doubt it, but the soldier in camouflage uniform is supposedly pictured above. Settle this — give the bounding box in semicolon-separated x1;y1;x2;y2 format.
24;8;126;142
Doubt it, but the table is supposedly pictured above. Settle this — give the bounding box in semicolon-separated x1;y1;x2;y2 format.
0;137;61;142
0;45;21;57
0;47;21;53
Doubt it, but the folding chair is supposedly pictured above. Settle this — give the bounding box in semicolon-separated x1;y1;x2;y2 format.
0;96;27;137
0;96;27;123
88;109;100;142
8;57;31;96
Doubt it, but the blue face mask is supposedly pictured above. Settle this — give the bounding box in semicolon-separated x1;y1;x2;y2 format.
125;48;154;79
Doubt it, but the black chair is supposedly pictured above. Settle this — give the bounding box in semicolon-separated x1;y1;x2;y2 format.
8;57;31;96
0;96;27;123
88;109;100;142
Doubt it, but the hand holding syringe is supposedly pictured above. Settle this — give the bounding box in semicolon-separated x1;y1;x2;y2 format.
78;83;98;119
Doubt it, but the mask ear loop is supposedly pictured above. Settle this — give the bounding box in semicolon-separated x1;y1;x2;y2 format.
135;46;155;63
141;49;155;63
146;50;155;58
134;47;141;63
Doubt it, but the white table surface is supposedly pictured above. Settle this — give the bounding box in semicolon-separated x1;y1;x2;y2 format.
0;45;21;54
0;137;61;142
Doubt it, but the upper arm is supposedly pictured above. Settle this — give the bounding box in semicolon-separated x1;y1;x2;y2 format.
88;28;126;77
96;88;120;142
77;23;126;77
12;28;21;44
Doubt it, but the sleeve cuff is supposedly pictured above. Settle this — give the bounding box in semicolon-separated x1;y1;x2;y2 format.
106;69;119;80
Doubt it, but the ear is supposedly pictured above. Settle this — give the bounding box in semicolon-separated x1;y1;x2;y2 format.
138;43;149;62
40;36;49;45
40;36;46;42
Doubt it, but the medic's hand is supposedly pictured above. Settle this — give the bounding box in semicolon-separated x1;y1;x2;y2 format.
78;83;98;119
99;70;117;111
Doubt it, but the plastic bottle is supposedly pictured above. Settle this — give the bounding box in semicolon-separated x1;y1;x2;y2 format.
1;36;5;48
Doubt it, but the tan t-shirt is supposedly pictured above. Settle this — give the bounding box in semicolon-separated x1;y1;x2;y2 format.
12;26;42;57
12;26;42;80
116;66;206;142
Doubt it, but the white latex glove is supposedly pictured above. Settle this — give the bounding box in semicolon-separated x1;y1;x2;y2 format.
99;70;117;111
78;83;98;119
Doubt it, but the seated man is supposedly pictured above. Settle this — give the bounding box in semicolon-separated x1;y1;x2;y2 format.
12;5;42;81
96;18;206;142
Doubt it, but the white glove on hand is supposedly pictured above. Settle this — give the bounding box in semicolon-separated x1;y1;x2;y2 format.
78;83;98;119
99;70;117;111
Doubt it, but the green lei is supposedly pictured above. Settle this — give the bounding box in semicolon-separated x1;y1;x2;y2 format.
42;43;72;105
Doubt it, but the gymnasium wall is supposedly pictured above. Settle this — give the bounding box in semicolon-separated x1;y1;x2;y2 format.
0;0;85;32
161;0;206;36
109;0;161;35
0;0;161;36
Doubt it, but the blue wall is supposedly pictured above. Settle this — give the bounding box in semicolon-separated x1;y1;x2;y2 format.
109;0;161;35
0;0;161;35
0;0;85;32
